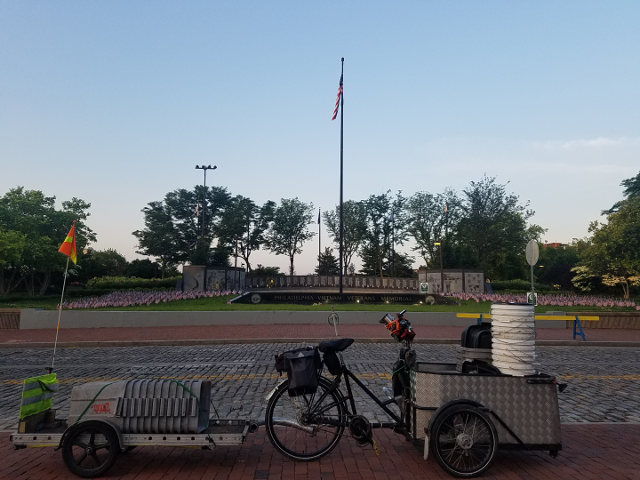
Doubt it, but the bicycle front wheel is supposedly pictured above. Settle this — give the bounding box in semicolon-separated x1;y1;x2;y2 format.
265;376;345;461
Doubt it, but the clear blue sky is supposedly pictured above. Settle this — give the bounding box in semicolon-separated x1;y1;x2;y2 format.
1;1;639;274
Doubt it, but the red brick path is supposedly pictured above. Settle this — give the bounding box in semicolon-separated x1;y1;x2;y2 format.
2;424;639;480
2;325;639;348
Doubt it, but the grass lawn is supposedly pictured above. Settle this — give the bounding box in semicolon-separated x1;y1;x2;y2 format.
0;294;635;313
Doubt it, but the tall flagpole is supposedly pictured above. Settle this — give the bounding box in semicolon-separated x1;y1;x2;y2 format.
318;208;321;271
339;57;344;296
50;256;70;373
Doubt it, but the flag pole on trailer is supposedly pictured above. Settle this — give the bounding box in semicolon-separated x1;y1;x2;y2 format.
50;221;77;373
331;57;344;296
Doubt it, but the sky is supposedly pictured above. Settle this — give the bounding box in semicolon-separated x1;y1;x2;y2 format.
1;1;639;275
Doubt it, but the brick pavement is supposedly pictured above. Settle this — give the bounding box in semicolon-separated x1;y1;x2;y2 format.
2;324;640;348
2;424;639;480
1;325;638;479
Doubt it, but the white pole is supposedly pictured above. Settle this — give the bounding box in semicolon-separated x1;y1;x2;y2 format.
50;256;70;373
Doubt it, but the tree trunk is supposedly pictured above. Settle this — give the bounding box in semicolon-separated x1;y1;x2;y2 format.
622;279;630;300
25;273;35;296
0;269;23;295
38;271;51;296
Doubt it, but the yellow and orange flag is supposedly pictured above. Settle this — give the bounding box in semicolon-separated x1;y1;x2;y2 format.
58;222;77;264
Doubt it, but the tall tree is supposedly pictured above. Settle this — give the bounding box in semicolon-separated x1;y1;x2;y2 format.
578;197;640;299
603;170;640;214
406;189;460;268
323;200;367;275
217;196;275;273
454;176;542;280
133;200;183;275
133;186;231;272
359;191;410;278
0;187;94;295
265;198;315;276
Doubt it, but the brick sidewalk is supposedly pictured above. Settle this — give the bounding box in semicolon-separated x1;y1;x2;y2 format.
2;324;640;348
2;424;639;480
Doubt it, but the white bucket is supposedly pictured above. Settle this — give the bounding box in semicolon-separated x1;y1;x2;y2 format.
491;303;536;376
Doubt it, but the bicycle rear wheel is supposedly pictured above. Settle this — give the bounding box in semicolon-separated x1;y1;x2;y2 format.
430;404;498;478
265;376;345;461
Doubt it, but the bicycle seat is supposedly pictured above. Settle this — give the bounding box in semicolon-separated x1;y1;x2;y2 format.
318;338;354;353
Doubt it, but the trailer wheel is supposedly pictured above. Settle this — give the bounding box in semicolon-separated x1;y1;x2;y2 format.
430;404;497;478
62;421;120;478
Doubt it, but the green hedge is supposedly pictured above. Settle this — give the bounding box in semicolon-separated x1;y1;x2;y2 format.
86;276;181;290
490;279;557;293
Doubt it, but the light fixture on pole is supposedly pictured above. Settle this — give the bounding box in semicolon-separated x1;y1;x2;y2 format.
434;241;443;294
195;165;217;238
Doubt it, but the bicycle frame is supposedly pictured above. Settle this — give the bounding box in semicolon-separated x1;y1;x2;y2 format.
323;357;409;433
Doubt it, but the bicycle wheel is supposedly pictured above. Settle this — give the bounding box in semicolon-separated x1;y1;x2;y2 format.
266;376;345;461
430;404;498;478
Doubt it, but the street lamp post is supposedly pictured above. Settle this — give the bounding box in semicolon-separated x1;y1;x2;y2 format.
195;164;217;238
434;241;443;294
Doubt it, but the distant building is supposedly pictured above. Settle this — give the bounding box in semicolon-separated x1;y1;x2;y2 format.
543;242;568;249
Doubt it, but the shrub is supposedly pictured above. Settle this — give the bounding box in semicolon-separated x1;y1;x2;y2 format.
490;279;556;293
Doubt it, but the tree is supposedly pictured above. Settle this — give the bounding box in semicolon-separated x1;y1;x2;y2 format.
265;198;315;276
133;200;183;275
537;243;580;290
0;187;94;295
323;200;367;275
77;249;128;284
603;170;640;214
217;196;275;273
125;259;163;278
0;229;26;294
406;189;460;268
133;186;232;273
315;247;340;275
454;176;542;280
252;264;283;277
359;191;411;278
578;198;640;299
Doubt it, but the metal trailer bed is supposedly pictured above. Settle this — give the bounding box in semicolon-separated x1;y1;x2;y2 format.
10;378;258;478
410;361;563;477
10;418;252;449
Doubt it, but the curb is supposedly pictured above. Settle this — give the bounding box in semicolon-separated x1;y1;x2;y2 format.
1;339;639;348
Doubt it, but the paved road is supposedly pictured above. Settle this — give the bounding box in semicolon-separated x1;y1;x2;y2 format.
2;343;639;430
2;343;639;480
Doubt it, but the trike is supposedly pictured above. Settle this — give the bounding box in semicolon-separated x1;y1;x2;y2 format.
265;309;563;478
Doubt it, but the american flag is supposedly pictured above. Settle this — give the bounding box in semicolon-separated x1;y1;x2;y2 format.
331;74;343;120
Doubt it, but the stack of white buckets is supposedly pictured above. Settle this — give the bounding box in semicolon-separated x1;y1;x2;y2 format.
490;303;536;376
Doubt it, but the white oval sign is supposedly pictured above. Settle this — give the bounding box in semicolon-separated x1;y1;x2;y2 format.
525;240;539;266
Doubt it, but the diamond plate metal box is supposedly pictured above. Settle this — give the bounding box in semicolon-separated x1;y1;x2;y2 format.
411;362;561;447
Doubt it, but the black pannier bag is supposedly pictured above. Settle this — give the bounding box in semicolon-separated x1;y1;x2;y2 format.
275;347;322;396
